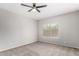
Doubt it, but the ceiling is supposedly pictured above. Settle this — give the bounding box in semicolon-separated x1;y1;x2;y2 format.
0;3;79;20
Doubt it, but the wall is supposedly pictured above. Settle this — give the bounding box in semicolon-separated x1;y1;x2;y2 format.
0;8;37;51
38;11;79;48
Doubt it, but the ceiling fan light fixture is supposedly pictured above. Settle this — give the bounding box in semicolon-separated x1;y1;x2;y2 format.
32;9;36;12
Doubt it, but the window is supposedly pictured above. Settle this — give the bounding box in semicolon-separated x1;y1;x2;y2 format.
43;24;58;37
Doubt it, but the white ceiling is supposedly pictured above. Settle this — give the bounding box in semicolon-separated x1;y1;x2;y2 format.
0;3;79;20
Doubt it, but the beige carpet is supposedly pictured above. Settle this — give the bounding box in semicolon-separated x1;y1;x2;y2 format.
0;41;79;56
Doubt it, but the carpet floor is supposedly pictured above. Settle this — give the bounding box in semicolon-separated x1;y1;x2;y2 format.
0;41;79;56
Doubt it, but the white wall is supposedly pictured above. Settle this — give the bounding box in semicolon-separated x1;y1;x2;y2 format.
38;11;79;48
0;8;37;51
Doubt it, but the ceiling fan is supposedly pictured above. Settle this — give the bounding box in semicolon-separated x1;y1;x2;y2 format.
21;3;47;13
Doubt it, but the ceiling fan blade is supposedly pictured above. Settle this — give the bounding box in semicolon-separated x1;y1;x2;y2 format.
36;8;40;13
33;3;36;7
28;9;33;12
36;5;47;8
21;3;33;8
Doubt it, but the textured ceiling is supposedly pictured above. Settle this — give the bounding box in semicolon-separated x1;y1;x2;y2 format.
0;3;79;20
